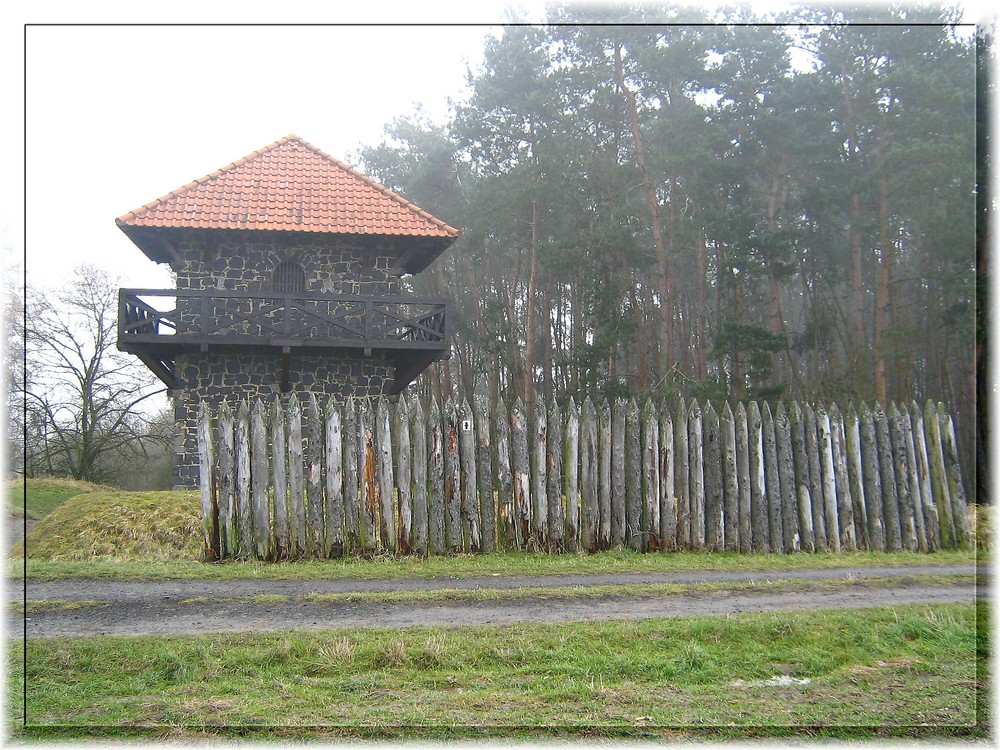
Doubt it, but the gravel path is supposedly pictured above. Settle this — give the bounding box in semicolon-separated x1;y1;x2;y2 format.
11;564;984;639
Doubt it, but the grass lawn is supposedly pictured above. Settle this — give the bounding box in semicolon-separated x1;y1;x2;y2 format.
7;602;986;740
6;478;110;521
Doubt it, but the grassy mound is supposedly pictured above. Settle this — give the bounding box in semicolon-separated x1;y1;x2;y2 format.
7;477;115;520
14;490;203;561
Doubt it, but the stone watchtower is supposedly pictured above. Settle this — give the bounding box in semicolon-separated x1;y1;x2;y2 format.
116;135;458;489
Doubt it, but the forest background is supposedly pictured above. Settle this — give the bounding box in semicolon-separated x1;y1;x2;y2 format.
356;6;986;499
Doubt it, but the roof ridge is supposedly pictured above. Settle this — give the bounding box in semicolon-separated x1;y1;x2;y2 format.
282;136;460;238
116;135;300;226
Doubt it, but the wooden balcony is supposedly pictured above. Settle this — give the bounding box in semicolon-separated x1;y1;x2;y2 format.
118;288;450;393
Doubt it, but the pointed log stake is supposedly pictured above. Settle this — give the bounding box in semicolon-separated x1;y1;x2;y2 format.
196;402;218;560
761;402;783;553
702;402;723;553
235;401;252;559
342;400;360;555
659;402;676;553
734;403;751;554
547;399;564;553
816;405;840;554
789;403;814;552
845;404;868;550
581;397;599;553
565;398;581;553
251;399;272;560
510;397;531;550
495;398;514;551
912;401;939;550
859;403;885;552
640;399;659;552
804;404;826;551
939;405;970;550
459;397;480;553
748;401;767;553
444;398;462;553
776;403;799;552
829;405;855;551
611;399;627;549
675;398;690;550
396;396;413;556
217;400;235;559
875;403;901;552
411;398;428;556
358;398;378;554
270;398;289;558
532;397;549;551
306;394;324;558
900;407;927;552
721;402;739;553
625;399;642;552
688;400;705;551
598;399;612;550
376;397;396;554
889;403;916;552
428;397;446;555
287;394;306;557
476;395;495;554
325;399;345;558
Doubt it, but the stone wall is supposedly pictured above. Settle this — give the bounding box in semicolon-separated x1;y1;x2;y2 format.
167;231;404;489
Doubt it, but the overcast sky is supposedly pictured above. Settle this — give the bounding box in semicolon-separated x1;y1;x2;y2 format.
4;1;995;293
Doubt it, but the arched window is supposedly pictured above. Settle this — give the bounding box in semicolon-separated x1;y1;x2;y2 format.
272;260;306;294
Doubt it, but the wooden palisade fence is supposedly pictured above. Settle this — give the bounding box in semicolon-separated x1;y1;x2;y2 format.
195;394;970;560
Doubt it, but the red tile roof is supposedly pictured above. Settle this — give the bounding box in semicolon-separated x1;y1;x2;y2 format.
116;135;460;240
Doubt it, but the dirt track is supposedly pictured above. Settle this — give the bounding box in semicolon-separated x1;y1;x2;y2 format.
11;564;983;639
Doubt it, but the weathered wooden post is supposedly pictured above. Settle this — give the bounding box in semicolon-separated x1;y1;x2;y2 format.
889;403;917;552
374;397;395;554
845;404;868;550
287;395;306;556
688;400;705;551
428;397;446;555
899;406;927;552
875;403;902;552
476;395;495;555
789;403;814;552
816;405;840;554
269;399;289;558
598;399;612;550
611;399;627;549
396;395;413;555
306;394;324;558
458;397;480;553
444;398;462;553
859;404;885;552
641;399;659;552
748;401;767;553
775;403;799;552
721;402;739;553
235;401;253;558
495;398;514;551
912;401;940;550
217;400;236;558
703;402;723;553
734;402;752;553
581;397;599;552
511;397;531;550
547;399;565;553
411;397;429;556
659;402;677;553
829;405;855;551
940;405;970;549
342;400;360;555
761;402;783;553
196;402;218;560
531;397;549;551
804;405;827;551
565;398;581;553
251;399;272;560
625;399;643;552
675;398;690;550
325;399;345;558
358;398;379;554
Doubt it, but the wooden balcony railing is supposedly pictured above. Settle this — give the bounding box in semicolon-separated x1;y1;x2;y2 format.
118;288;451;355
